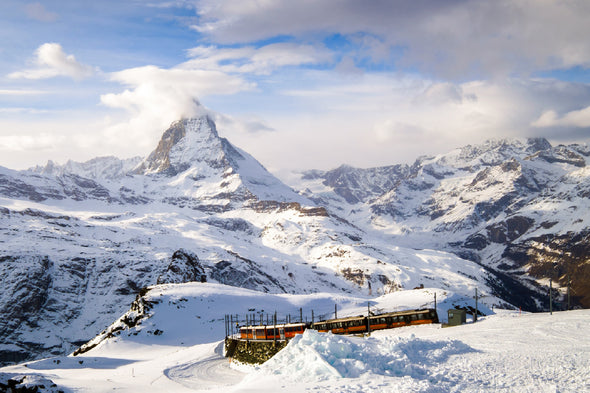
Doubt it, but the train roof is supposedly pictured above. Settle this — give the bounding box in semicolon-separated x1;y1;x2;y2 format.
318;308;434;324
239;322;307;329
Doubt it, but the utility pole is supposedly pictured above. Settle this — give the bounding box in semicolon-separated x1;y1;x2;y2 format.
434;292;437;311
367;302;371;335
567;274;571;311
474;288;478;323
549;278;553;315
273;310;278;346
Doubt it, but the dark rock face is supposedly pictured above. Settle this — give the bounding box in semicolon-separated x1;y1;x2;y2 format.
502;230;590;308
0;256;53;366
133;120;187;175
157;249;207;285
208;254;287;293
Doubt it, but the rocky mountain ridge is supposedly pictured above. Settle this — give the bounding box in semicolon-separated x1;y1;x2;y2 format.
296;137;590;309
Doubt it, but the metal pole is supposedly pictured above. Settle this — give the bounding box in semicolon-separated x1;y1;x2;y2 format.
312;310;315;326
300;308;303;323
367;302;371;335
567;274;571;311
549;278;553;315
474;288;478;323
434;292;437;311
335;304;338;319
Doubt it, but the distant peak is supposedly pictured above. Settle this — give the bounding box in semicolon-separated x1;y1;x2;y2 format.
133;115;222;175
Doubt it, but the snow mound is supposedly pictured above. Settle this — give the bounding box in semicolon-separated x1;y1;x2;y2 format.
256;329;474;383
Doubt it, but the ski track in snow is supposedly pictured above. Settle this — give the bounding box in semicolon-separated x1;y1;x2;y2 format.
164;343;244;390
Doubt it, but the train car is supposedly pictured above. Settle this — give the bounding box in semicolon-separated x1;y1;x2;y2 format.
238;309;438;340
239;322;307;340
312;308;438;335
367;308;438;331
283;323;306;339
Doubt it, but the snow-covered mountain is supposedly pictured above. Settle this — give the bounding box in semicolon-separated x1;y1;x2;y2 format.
296;137;590;310
0;114;509;366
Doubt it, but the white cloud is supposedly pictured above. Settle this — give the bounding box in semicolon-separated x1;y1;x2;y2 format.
25;2;58;22
8;43;96;80
0;89;47;96
99;64;253;151
185;43;331;75
0;133;64;152
532;106;590;128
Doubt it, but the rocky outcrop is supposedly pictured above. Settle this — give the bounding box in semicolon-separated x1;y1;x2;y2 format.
157;249;207;284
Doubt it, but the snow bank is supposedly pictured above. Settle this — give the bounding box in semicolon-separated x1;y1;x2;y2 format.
255;329;473;383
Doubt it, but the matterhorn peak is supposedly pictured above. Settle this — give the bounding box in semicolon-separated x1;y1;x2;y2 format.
133;115;236;176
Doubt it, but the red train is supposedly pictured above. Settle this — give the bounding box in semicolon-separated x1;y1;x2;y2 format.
239;308;438;340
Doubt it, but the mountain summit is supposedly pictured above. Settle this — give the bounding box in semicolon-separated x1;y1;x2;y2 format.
134;116;227;176
132;115;305;205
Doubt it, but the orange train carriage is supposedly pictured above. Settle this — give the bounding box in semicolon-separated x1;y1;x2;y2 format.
238;309;438;340
239;322;306;340
313;308;439;334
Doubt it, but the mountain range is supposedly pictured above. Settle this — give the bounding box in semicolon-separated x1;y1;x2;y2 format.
0;113;588;366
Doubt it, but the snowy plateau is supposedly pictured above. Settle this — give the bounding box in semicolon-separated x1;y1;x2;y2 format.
0;113;589;391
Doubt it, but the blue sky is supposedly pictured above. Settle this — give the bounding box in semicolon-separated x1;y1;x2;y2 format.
1;0;590;172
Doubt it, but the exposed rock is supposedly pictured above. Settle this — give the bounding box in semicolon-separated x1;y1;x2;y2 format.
157;249;206;285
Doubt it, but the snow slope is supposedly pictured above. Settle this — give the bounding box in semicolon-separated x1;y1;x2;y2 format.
1;114;513;366
0;282;587;392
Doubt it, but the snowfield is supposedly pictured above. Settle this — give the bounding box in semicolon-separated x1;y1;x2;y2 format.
1;283;588;392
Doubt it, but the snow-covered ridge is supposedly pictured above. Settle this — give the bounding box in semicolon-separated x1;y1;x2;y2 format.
0;114;587;369
296;137;590;311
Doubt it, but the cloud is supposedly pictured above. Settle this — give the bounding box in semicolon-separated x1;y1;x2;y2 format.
0;89;47;96
25;2;58;22
99;64;253;151
414;82;477;105
185;43;332;75
532;106;590;128
191;0;590;77
213;112;276;135
8;43;96;80
0;133;63;152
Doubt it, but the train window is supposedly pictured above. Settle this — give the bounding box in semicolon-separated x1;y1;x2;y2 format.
411;314;417;321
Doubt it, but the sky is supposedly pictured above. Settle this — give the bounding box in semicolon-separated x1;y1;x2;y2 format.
1;0;590;173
